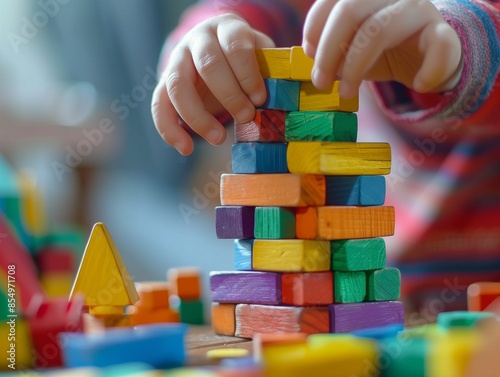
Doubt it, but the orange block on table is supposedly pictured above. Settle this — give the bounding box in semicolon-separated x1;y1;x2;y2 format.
82;313;131;333
211;303;236;336
282;272;333;306
168;267;202;300
220;174;325;207
126;305;179;326
467;282;500;312
295;207;318;239
135;281;170;310
253;332;308;364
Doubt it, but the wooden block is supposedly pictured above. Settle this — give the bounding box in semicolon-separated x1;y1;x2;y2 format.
295;206;395;240
127;306;179;326
379;337;427;377
326;176;386;206
254;207;295;239
231;143;288;174
287;142;391;175
179;299;204;325
220;174;325;207
235;304;329;338
282;272;333;306
253;239;330;272
60;323;188;369
332;238;386;271
234;239;253;271
255;48;290;79
36;247;75;273
135;281;170;310
82;313;131;332
253;332;308;364
467;282;500;311
40;273;74;297
0;285;10;320
215;206;255;239
234;109;286;142
206;348;249;360
290;46;314;81
318;206;395;240
299;81;358;112
334;271;366;303
261;79;299;111
352;323;404;340
0;318;33;370
366;267;401;301
436;311;495;329
211;303;236;336
0;213;44;312
285;111;357;142
329;301;405;333
168;267;202;300
17;171;46;237
89;305;124;317
70;223;139;307
210;271;282;305
27;295;84;368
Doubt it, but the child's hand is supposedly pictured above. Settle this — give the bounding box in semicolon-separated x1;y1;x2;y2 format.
302;0;462;98
151;14;274;156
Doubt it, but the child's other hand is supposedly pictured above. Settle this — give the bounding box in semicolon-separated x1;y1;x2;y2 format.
152;14;274;156
302;0;462;98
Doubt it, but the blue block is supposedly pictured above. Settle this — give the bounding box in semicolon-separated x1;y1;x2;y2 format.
60;323;188;369
232;143;288;174
234;239;253;271
261;79;299;111
352;323;404;340
326;176;385;206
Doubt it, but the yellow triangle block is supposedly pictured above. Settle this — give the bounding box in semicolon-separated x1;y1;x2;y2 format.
70;223;139;306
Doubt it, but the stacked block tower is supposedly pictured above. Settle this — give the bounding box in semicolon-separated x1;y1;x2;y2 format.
211;47;404;338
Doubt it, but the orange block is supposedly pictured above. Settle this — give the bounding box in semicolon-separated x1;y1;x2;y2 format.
211;303;236;336
135;281;170;310
220;174;325;207
168;267;202;300
295;206;395;240
467;282;500;312
127;305;179;326
253;332;308;364
82;313;131;333
282;272;333;306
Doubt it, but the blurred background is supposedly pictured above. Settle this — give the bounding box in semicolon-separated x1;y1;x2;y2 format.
0;0;235;313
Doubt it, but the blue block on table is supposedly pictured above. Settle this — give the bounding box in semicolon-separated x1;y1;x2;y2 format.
60;323;188;369
261;79;299;111
234;239;253;271
326;176;386;206
352;323;404;340
232;143;288;174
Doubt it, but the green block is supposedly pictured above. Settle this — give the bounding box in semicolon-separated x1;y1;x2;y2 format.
33;227;86;257
179;300;204;325
285;111;357;141
367;268;401;301
254;207;295;239
331;238;386;271
334;271;366;303
0;154;19;196
100;363;156;377
380;337;427;377
0;287;10;320
437;311;495;330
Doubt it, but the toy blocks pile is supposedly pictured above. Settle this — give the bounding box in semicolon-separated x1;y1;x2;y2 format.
211;47;403;338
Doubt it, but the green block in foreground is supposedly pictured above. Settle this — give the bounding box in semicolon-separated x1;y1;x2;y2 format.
331;238;386;271
379;337;427;377
254;207;295;239
334;271;366;303
437;311;495;329
367;268;401;301
179;300;204;325
285;111;357;142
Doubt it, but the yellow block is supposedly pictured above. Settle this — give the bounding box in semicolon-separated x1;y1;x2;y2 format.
255;48;291;79
299;81;359;112
40;273;73;297
262;335;378;377
89;305;124;317
17;171;46;236
290;46;314;81
427;330;481;377
287;142;391;175
0;318;33;370
253;240;330;272
70;223;139;306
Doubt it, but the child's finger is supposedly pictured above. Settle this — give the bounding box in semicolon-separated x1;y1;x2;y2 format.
312;0;393;89
151;76;194;156
166;48;227;147
414;22;462;92
302;0;338;58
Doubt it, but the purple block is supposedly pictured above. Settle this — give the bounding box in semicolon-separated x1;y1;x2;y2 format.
210;271;282;305
329;301;404;333
215;206;255;239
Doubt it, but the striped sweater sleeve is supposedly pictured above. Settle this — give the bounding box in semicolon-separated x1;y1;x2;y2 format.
371;0;500;129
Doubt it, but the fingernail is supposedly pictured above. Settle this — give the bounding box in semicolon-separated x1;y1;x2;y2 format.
250;93;265;106
174;140;185;154
339;82;355;98
302;42;315;58
207;128;223;144
312;68;329;89
236;107;254;123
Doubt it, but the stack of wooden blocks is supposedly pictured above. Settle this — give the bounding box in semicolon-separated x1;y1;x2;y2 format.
211;47;404;338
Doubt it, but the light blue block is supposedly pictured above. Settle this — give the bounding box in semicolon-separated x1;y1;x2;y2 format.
60;323;188;369
232;143;288;174
326;176;385;206
234;239;253;271
261;79;299;111
352;323;404;340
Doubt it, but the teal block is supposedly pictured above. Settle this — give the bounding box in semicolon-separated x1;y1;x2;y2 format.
326;176;386;206
0;155;19;197
334;271;366;303
100;362;156;376
0;286;11;320
234;239;253;271
285;111;357;141
379;337;427;377
367;268;401;301
232;142;288;173
261;79;299;111
254;207;295;239
437;311;495;329
179;300;204;325
332;238;386;271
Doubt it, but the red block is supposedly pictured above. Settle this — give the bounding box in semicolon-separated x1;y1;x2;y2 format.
234;109;285;142
282;272;333;306
468;282;500;312
36;247;75;274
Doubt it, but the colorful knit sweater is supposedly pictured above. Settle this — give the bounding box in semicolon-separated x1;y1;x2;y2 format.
163;0;500;315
